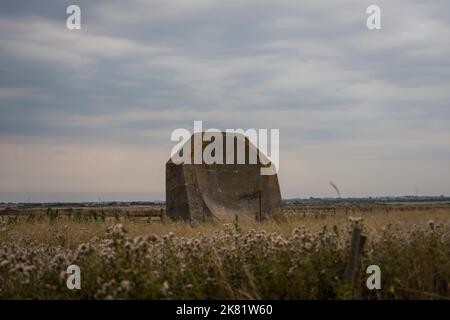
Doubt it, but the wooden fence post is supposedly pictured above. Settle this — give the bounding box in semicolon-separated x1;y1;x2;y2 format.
344;225;367;295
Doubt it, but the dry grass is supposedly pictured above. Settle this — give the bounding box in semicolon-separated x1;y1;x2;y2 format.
0;203;449;299
2;204;449;247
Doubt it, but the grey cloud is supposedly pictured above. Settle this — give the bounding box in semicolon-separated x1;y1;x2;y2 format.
1;0;450;199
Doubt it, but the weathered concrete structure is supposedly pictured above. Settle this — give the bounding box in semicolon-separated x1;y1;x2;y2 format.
166;132;281;221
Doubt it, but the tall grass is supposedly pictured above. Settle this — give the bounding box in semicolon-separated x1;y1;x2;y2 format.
0;206;449;299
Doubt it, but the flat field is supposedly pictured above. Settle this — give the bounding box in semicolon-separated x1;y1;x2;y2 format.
0;203;449;299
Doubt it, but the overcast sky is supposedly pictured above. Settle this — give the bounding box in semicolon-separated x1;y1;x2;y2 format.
1;0;449;202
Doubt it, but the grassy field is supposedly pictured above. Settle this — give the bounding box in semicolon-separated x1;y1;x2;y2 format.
0;203;449;299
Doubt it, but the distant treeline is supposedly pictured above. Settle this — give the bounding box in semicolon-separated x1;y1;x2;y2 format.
1;196;449;209
1;201;163;209
284;196;450;204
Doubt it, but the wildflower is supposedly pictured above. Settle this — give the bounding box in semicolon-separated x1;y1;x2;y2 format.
120;280;133;292
161;280;170;295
